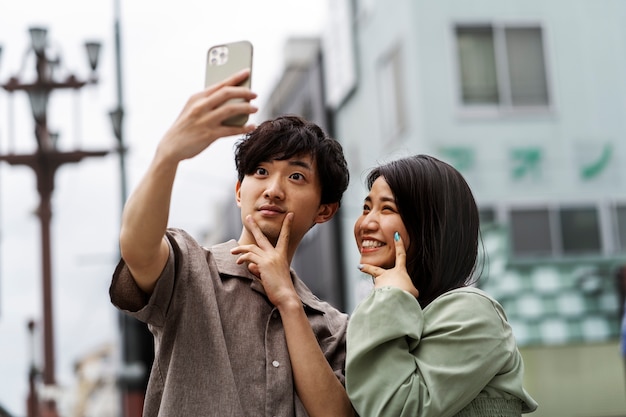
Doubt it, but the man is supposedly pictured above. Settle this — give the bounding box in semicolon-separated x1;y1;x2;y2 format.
110;69;354;416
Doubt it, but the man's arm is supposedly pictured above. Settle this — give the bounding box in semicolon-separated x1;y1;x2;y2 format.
120;69;257;293
231;214;354;417
278;299;355;416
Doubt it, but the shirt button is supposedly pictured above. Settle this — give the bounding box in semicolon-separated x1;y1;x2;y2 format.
272;312;278;319
272;360;280;368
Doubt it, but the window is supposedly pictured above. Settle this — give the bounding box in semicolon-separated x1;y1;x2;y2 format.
456;27;498;105
377;44;406;141
614;204;626;251
479;207;496;226
510;208;553;257
509;205;603;259
456;24;549;109
559;207;601;255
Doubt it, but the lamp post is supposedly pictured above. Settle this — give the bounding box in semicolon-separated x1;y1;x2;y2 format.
109;2;155;415
0;27;110;417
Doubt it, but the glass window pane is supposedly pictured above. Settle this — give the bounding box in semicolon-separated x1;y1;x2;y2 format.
617;205;626;251
510;208;552;257
377;46;405;140
559;207;601;254
505;27;549;106
479;207;496;225
456;26;499;104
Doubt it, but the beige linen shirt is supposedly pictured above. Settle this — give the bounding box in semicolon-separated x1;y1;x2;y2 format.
110;228;349;417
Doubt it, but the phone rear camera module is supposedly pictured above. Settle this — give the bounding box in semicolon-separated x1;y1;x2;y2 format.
209;46;229;66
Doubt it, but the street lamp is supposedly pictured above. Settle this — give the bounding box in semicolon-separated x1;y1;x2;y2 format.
0;27;110;417
29;27;47;55
85;41;101;71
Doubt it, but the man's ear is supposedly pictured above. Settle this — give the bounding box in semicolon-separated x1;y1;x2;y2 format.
314;202;339;225
235;180;242;207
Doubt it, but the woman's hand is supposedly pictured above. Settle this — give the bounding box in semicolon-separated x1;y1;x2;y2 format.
359;232;419;298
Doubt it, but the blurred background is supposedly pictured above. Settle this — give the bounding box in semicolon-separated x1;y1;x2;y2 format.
0;0;625;416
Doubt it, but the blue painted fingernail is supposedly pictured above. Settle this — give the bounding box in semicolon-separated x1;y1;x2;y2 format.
394;232;400;241
357;264;363;270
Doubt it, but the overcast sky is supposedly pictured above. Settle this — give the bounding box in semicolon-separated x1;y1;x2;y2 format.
0;1;328;414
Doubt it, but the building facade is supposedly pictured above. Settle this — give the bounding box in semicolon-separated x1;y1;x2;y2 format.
321;0;626;415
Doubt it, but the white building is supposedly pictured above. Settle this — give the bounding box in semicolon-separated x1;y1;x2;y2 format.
322;0;626;415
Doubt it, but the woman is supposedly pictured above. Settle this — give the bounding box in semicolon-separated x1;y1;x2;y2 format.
346;155;538;417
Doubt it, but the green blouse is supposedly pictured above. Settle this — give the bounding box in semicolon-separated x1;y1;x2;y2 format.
346;286;538;417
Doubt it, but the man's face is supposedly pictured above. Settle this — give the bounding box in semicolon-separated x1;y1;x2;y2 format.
236;154;335;248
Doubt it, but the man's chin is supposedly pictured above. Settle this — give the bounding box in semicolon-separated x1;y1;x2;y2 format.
258;225;280;246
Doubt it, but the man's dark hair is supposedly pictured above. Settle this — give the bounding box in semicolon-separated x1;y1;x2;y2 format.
234;115;349;206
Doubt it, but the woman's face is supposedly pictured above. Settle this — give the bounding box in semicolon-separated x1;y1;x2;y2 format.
354;177;410;269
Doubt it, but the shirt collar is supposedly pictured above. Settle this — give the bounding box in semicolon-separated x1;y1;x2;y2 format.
210;240;327;315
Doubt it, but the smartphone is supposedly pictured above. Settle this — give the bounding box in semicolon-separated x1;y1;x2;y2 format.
204;40;253;127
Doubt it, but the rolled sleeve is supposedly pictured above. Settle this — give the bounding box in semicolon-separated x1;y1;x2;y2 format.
109;231;179;327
